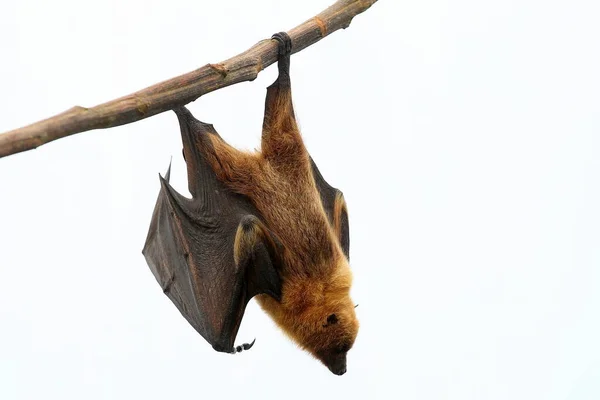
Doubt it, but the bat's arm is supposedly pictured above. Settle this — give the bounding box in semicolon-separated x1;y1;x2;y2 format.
211;215;282;354
234;215;282;302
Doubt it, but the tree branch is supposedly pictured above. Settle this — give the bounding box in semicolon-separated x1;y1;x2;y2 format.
0;0;377;159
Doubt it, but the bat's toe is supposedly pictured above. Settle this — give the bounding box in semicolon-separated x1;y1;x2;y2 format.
271;32;292;56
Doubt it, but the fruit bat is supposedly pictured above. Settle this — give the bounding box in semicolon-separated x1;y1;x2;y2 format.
142;32;358;375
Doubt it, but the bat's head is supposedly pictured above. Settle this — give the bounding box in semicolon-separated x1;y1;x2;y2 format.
259;255;359;376
311;305;359;376
309;266;359;376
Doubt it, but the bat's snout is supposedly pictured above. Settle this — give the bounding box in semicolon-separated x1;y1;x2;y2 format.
319;351;348;376
329;363;347;376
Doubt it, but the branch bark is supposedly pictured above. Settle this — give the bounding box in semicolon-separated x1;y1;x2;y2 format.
0;0;377;158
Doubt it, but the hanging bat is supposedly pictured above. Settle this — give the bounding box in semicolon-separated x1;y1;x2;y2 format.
142;32;358;375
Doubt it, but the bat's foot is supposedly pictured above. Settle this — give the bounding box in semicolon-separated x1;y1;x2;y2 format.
232;338;256;354
272;32;292;57
271;32;292;81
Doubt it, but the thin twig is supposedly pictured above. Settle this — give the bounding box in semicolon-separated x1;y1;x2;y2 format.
0;0;378;158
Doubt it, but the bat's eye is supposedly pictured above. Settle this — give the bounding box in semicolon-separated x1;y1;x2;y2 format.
322;314;338;327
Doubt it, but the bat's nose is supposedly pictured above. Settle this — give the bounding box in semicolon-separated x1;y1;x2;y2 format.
329;364;347;375
319;349;348;376
326;355;347;376
333;366;347;375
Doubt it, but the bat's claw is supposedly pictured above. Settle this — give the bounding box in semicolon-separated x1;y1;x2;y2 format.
271;32;292;82
271;32;292;57
232;338;256;354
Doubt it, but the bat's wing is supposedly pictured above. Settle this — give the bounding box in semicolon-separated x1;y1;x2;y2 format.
309;157;350;260
142;107;282;353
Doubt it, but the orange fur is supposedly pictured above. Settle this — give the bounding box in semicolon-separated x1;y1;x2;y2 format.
333;192;348;242
197;79;358;371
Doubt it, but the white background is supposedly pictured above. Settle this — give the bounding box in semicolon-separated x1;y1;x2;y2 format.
1;0;599;399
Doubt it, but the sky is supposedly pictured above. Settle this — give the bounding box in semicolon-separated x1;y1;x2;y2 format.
1;0;599;399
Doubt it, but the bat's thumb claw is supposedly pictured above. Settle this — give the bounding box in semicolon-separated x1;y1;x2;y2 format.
233;338;256;354
164;156;173;181
245;338;256;350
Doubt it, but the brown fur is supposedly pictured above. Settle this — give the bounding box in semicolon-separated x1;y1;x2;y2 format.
233;217;275;268
198;82;358;369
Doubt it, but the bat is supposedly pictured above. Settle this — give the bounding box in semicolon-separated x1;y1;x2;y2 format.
142;32;358;375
